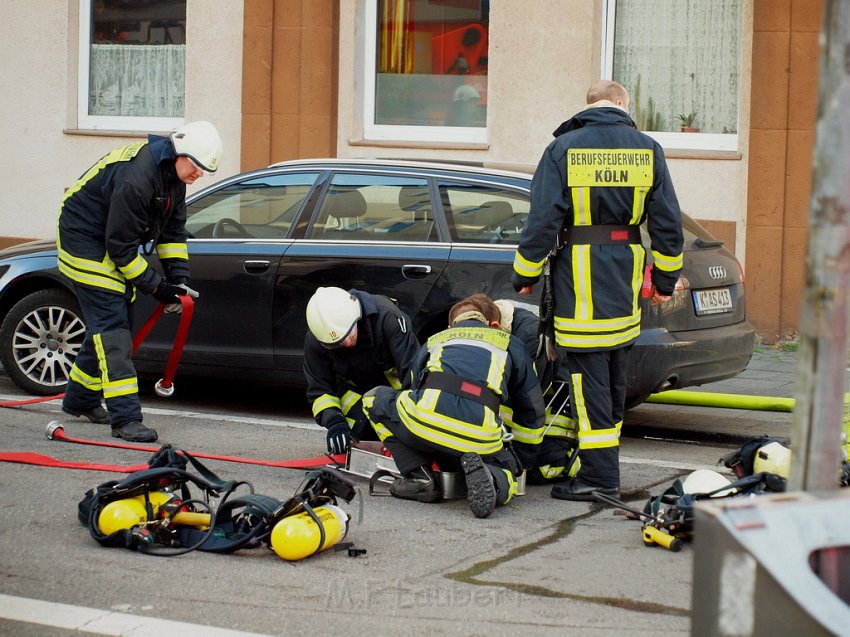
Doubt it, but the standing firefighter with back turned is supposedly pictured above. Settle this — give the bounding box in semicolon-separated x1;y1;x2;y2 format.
57;121;223;442
512;80;683;500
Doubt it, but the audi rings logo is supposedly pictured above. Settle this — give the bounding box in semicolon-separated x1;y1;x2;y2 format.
708;266;727;280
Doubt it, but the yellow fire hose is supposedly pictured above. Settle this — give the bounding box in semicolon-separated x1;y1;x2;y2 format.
645;390;795;412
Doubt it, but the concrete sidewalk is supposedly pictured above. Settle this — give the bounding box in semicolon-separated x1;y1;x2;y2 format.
627;345;798;442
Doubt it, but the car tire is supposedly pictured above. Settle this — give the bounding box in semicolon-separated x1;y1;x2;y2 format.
0;288;85;395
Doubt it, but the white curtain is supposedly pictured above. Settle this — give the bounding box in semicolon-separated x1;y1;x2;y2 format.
613;0;740;133
89;44;185;117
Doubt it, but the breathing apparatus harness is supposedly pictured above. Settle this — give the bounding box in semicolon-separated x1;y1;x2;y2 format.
79;444;361;559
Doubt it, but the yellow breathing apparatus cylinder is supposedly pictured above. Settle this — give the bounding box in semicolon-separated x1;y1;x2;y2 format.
97;492;174;535
270;504;349;561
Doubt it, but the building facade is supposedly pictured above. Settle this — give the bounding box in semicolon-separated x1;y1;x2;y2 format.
0;0;822;340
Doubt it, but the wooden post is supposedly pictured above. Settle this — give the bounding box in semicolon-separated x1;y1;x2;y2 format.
788;0;850;491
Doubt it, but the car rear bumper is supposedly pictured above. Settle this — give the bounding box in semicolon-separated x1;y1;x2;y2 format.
626;321;756;400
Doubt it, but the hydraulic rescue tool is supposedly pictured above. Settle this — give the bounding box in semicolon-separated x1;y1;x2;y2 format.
593;491;685;552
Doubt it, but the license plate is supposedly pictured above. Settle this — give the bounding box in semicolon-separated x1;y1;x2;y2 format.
693;287;733;315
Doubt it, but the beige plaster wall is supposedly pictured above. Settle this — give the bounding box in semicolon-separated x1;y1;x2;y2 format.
0;0;244;241
336;0;753;262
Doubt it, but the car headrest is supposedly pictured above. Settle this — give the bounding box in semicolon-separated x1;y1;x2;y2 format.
325;189;367;219
398;186;431;213
460;200;514;227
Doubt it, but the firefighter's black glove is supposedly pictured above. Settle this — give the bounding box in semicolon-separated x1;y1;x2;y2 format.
326;422;352;456
511;272;530;293
152;279;186;305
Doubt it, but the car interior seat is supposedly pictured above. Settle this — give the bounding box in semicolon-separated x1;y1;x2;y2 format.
321;188;370;239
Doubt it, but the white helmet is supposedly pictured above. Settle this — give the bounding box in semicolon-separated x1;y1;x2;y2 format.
753;441;791;477
306;287;362;348
681;469;735;497
171;121;223;173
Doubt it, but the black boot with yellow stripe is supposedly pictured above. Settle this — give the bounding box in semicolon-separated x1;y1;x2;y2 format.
461;453;517;519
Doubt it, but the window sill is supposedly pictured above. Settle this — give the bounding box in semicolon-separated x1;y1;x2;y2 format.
663;149;742;160
63;128;166;138
349;138;490;151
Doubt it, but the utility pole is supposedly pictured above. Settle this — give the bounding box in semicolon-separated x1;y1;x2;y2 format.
789;0;850;492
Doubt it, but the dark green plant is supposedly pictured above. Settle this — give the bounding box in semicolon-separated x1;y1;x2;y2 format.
677;112;698;128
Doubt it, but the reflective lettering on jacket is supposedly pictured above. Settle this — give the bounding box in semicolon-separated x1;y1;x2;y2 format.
513;106;684;352
396;326;511;454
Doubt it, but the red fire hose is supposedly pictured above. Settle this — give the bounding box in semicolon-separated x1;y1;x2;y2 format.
0;295;194;409
44;421;347;469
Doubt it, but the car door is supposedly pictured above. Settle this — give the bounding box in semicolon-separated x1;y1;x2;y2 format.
132;170;321;382
273;170;450;372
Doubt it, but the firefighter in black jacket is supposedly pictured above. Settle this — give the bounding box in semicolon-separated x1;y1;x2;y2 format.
304;287;420;456
362;295;546;519
58;121;223;442
512;80;683;500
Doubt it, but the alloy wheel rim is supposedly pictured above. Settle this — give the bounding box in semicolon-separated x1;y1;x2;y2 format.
12;305;85;388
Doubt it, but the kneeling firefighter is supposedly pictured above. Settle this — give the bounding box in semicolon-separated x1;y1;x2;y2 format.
363;295;546;518
58;121;223;442
304;287;420;456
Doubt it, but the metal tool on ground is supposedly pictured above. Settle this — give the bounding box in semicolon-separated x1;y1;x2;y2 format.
593;491;685;552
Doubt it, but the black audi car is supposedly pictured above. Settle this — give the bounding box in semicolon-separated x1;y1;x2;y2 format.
0;158;754;407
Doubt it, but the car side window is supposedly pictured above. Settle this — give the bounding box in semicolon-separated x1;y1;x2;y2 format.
185;172;320;239
438;183;530;244
309;173;434;242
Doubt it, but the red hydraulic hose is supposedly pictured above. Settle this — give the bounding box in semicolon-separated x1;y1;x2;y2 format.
0;297;194;408
46;421;346;469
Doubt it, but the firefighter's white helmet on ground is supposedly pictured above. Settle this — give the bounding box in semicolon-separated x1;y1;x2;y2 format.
306;287;362;348
753;441;792;477
681;469;736;497
171;121;223;173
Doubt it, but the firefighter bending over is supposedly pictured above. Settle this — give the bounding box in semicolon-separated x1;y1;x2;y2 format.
304;287;420;456
57;121;222;442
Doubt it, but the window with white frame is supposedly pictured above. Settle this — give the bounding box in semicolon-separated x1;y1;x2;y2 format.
602;0;741;151
78;0;186;131
363;0;489;143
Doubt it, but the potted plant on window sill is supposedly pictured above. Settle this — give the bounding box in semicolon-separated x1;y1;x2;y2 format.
677;112;700;133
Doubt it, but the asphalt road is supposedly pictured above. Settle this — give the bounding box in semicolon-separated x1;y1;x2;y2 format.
0;348;799;636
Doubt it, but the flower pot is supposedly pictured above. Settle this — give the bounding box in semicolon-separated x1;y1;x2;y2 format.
680;127;701;133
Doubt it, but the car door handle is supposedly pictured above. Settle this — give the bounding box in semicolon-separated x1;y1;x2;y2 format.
244;260;270;273
402;264;431;279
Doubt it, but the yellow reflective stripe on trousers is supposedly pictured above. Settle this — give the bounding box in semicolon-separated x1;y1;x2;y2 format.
652;249;683;272
578;421;622;450
512;250;545;278
156;243;188;260
311;394;342;418
103;376;139;398
92;333;137;399
69;364;102;391
361;392;393;442
117;254;148;280
397;390;503;455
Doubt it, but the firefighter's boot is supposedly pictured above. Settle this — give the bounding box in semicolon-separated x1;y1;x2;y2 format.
111;420;158;443
390;466;442;503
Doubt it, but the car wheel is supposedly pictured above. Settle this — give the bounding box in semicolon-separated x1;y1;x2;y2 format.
0;288;85;395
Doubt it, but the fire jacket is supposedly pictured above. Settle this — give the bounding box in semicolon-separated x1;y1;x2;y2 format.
393;318;545;457
512;105;683;351
57;135;189;297
304;290;420;430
